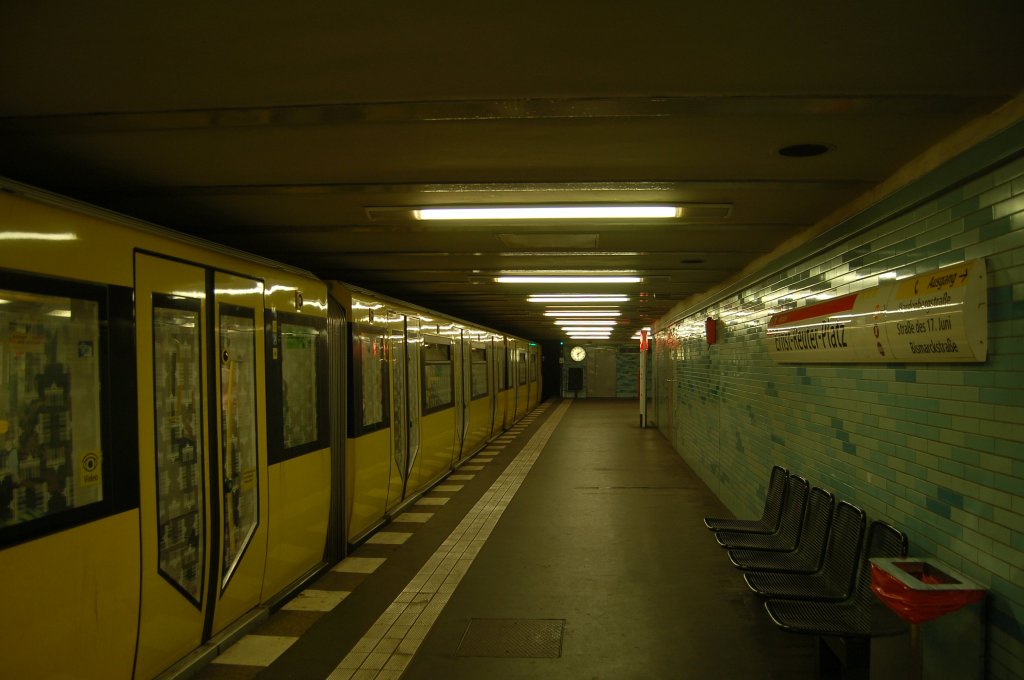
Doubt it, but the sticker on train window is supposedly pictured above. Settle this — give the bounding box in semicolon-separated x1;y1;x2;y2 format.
0;289;103;529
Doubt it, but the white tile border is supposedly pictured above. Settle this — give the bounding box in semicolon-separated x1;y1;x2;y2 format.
211;634;298;667
283;589;351;612
333;556;387;574
366;532;413;545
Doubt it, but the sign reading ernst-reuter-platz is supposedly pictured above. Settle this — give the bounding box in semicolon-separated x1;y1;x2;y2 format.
766;260;987;364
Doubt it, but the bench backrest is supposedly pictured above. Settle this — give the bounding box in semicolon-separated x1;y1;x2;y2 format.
776;474;810;545
761;464;789;529
854;520;909;603
819;501;866;597
793;486;835;563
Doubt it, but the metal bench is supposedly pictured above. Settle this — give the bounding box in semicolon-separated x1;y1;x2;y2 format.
704;464;788;534
762;520;908;637
728;486;834;573
714;474;808;551
743;501;865;601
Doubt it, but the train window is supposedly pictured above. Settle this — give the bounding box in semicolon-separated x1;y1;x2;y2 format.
530;350;539;382
266;311;328;463
422;338;454;413
495;343;507;391
470;347;488;399
153;295;205;603
349;324;390;436
218;306;259;587
518;349;528;385
505;347;514;390
0;289;103;529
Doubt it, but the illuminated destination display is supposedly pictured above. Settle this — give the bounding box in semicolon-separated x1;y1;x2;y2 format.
767;260;987;364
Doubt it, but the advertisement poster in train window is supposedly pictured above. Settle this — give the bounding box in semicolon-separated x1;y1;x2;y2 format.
219;308;258;587
422;339;453;412
495;343;507;391
152;297;205;603
0;289;104;531
470;347;488;399
280;320;319;448
350;324;389;435
517;350;528;385
389;317;407;477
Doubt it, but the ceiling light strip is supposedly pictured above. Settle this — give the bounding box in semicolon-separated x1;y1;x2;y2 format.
528;295;629;303
497;276;641;283
553;320;616;326
417;206;680;221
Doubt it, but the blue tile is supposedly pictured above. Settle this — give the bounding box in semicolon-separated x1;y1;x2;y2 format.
936;486;965;509
925;498;951;519
895;370;917;382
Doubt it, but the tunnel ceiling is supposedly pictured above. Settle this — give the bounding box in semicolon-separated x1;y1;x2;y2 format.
2;4;1023;341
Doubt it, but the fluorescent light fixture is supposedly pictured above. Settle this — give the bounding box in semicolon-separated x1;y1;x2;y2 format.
562;326;616;333
528;295;629;303
416;206;681;221
568;334;611;339
0;231;77;241
554;320;616;326
496;276;641;283
543;311;620;317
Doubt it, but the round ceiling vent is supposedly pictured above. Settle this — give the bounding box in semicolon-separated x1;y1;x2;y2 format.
777;143;833;158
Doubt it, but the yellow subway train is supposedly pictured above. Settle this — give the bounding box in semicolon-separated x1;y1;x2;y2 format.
0;180;541;679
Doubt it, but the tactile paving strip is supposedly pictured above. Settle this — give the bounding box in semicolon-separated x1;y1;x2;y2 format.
456;618;564;658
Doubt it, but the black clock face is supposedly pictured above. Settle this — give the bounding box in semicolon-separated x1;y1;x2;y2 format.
570;346;587;361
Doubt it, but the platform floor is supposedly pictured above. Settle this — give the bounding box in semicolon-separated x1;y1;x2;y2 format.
190;398;817;680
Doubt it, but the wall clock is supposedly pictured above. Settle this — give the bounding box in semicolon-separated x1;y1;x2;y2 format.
570;346;587;362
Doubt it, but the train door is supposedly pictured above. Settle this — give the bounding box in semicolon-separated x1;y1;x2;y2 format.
515;346;529;420
386;311;408;506
488;337;499;437
454;330;467;460
405;316;422;484
502;340;516;429
491;336;505;435
135;254;269;677
458;331;472;459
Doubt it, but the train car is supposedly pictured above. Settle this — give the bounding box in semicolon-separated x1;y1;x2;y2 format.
328;282;539;544
0;179;541;678
0;181;333;679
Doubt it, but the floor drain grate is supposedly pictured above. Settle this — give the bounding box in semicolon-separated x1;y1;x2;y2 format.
456;618;564;658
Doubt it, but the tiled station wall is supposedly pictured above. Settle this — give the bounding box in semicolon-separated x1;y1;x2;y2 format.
559;345;650;398
655;154;1024;678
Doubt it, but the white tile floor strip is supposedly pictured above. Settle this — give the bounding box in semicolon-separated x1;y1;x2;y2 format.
433;484;463;492
333;557;387;574
283;589;351;611
327;399;572;679
213;634;298;666
395;512;433;523
416;497;449;506
460;465;484;470
447;475;473;481
367;532;413;545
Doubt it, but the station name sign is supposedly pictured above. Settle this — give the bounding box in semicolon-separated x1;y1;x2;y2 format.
766;260;987;363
